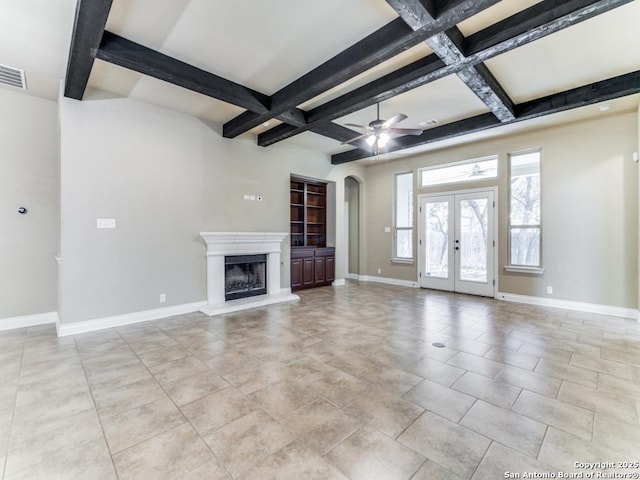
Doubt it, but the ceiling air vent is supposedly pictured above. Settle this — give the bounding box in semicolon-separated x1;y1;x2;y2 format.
0;64;26;90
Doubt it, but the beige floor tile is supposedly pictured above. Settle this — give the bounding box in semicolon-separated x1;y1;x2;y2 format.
513;389;594;440
85;361;152;390
443;336;492;356
279;399;361;454
460;400;546;457
570;353;633;380
343;384;424;438
471;442;555;480
405;356;465;386
403;378;475;422
150;355;211;385
495;364;562;398
113;423;214;480
325;425;425;480
539;427;630;473
5;409;103;476
398;411;490;479
447;351;504;378
102;396;185;454
136;345;192;369
180;387;255;435
593;413;640;456
518;341;572;363
204;350;260;375
361;365;423;396
180;458;232;480
452;371;521;409
91;376;166;419
240;441;348;480
598;373;640;401
600;347;640;368
4;438;116;480
203;410;293;477
484;346;540;370
534;358;598;388
247;380;319;420
222;360;300;395
558;381;638;424
309;370;369;408
411;460;463;480
163;370;230;406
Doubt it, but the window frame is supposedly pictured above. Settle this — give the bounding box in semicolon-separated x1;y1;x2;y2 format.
506;148;543;273
418;154;499;188
393;171;414;263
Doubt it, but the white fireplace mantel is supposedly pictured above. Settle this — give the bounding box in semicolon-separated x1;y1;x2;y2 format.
199;232;299;316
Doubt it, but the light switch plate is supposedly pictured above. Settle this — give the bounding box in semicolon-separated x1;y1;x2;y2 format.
96;218;116;229
384;226;391;233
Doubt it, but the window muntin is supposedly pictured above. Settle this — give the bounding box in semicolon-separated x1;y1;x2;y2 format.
509;150;541;267
395;172;413;259
420;156;498;187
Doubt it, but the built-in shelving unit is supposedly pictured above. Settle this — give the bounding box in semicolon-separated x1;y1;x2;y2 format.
290;176;334;291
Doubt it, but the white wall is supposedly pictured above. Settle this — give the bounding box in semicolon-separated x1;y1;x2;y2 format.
58;95;363;325
362;112;639;309
0;89;58;321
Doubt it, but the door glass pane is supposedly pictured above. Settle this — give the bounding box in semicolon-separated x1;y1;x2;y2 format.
425;201;449;278
459;199;488;282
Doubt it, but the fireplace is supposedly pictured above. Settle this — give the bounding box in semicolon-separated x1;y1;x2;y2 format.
199;232;299;316
225;254;267;301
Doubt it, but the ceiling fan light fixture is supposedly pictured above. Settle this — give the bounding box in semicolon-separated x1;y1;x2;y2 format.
366;135;376;146
378;132;390;147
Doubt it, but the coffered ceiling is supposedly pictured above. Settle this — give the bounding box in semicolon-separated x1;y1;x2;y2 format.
2;0;639;164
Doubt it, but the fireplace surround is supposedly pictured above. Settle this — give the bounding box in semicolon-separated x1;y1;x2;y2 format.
199;232;299;316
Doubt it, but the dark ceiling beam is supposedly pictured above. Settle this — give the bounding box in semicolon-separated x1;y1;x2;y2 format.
97;33;365;144
388;0;515;121
331;70;640;164
222;0;501;139
64;0;114;100
258;0;632;147
97;32;271;114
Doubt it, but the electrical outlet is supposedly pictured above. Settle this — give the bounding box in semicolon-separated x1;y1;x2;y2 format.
377;268;381;274
159;293;166;303
546;286;553;295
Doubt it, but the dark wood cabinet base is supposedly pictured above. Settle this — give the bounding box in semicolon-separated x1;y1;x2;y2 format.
291;247;335;291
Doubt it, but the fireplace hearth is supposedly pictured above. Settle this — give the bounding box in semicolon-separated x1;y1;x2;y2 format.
225;254;267;301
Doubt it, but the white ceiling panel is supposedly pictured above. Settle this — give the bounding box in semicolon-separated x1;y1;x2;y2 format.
485;2;640;103
457;0;541;36
159;0;399;94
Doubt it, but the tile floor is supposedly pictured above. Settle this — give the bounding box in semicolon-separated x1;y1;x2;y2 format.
1;282;639;479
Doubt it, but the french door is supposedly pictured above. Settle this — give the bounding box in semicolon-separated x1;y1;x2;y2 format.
418;189;496;297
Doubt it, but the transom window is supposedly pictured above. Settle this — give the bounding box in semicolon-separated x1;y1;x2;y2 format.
419;155;498;187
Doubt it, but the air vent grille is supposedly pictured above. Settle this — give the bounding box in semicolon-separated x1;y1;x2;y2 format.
0;64;26;90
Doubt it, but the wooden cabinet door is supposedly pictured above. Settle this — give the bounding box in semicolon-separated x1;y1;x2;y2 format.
314;257;325;284
291;258;302;289
303;258;314;287
325;256;335;282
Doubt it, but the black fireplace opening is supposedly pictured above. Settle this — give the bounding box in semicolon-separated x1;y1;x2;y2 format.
224;254;267;301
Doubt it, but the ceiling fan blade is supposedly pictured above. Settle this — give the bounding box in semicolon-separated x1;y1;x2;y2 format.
382;113;407;128
388;127;423;136
340;133;369;145
343;123;369;131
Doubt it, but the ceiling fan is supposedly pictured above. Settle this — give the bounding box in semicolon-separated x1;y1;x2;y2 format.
342;103;422;152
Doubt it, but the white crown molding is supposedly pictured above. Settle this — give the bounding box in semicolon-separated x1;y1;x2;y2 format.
497;292;639;321
56;301;206;337
0;311;58;331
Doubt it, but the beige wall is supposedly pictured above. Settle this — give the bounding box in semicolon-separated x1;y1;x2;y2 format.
58;95;363;325
345;176;360;274
362;112;639;308
0;89;58;321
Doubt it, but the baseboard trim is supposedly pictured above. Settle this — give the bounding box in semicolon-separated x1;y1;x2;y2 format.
332;278;346;287
358;275;419;288
0;311;58;331
56;301;207;337
346;273;360;280
496;292;638;321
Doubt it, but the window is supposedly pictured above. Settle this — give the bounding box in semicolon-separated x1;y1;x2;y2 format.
508;149;541;269
420;155;498;187
394;172;413;260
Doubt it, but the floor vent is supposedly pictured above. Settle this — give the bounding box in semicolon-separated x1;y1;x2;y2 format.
0;64;26;90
